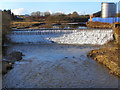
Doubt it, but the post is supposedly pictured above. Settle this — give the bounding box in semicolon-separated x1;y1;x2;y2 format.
0;10;2;90
113;23;120;44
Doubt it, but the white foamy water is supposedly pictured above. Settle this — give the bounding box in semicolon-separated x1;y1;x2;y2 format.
8;29;113;45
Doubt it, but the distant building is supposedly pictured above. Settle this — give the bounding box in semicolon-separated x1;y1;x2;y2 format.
88;2;120;23
101;2;116;18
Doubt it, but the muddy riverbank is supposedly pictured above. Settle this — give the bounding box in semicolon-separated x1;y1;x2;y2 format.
87;42;120;77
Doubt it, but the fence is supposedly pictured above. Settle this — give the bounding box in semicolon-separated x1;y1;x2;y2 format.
88;17;120;23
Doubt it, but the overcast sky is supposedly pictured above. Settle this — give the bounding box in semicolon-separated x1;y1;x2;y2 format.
0;0;119;15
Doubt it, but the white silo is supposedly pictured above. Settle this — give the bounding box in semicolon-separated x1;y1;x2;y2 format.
101;2;116;18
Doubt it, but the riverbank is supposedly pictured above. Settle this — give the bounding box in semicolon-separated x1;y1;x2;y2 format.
11;21;86;29
2;50;24;75
86;21;113;29
87;42;120;77
87;24;120;77
11;21;48;29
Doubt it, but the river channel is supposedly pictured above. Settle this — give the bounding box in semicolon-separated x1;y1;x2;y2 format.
2;44;119;88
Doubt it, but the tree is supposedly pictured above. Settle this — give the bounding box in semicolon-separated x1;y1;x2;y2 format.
44;11;51;16
70;11;79;18
31;11;41;17
7;9;11;15
52;12;64;16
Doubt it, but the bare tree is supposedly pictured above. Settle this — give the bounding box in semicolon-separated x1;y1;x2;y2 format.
52;12;64;16
31;11;41;17
44;11;51;16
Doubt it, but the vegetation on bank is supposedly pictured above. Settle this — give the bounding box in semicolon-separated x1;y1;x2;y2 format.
87;43;120;77
86;21;114;29
116;13;120;17
5;10;89;29
11;21;46;29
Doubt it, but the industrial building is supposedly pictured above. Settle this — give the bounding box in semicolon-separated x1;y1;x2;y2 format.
88;2;120;23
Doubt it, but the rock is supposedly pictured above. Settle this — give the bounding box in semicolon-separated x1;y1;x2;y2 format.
51;41;55;43
64;57;68;59
72;56;75;58
2;61;13;75
2;51;24;75
5;52;24;63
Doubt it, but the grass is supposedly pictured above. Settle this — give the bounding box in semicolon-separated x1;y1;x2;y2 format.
86;21;114;29
11;21;52;29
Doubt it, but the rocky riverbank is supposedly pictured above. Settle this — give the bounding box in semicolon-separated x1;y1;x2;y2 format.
2;51;24;75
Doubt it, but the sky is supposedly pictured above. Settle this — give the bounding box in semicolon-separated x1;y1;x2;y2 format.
0;0;119;15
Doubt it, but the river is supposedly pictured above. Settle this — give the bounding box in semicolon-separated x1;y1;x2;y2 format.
2;44;119;88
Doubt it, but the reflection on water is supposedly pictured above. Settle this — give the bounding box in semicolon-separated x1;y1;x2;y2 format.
3;44;119;88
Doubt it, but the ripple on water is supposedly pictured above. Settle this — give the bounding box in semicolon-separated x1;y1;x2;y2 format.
2;44;119;88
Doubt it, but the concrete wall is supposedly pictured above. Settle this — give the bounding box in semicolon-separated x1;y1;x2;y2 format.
8;29;113;45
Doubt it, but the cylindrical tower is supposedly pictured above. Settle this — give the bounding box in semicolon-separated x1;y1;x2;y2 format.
101;2;116;18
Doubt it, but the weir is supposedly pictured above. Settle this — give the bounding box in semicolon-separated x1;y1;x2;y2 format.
8;29;114;45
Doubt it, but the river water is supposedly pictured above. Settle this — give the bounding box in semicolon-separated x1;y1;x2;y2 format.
2;44;119;88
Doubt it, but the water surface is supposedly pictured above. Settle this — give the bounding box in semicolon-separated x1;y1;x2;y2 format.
3;44;119;88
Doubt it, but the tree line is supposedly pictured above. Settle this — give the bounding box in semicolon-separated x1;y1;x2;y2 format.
26;11;90;23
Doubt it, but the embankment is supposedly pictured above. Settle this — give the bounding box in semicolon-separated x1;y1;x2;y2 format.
87;45;120;77
86;21;113;29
